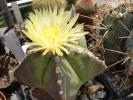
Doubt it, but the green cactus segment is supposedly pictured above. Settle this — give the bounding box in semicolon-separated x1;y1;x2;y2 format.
15;52;53;87
98;9;133;65
31;53;53;86
78;36;87;48
60;48;106;90
15;48;106;97
15;52;63;99
126;30;133;52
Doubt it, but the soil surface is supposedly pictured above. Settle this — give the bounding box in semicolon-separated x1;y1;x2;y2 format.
0;46;17;89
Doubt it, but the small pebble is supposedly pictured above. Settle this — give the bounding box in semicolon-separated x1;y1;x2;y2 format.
90;98;100;100
128;93;133;97
96;91;106;99
95;82;104;89
87;80;94;86
82;95;88;100
90;94;96;99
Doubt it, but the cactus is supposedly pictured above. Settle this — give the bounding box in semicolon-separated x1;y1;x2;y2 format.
14;7;106;99
126;29;133;75
73;0;97;32
32;0;67;9
97;2;133;66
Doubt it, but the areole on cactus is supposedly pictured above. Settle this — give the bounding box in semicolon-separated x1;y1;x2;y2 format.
15;7;106;99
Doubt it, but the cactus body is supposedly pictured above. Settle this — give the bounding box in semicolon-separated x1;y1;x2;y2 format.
14;7;106;99
15;47;106;99
98;3;133;65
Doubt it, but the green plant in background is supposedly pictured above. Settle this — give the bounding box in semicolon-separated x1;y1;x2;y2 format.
32;0;76;10
97;2;133;66
20;6;32;20
14;7;106;99
32;0;67;9
0;16;6;28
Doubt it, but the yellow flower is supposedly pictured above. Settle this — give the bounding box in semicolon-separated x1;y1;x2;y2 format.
24;8;87;56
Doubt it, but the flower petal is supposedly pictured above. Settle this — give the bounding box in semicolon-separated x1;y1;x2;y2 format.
55;48;63;56
60;46;70;55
